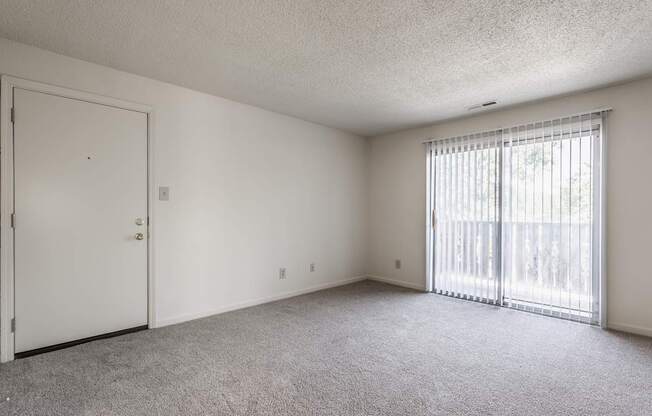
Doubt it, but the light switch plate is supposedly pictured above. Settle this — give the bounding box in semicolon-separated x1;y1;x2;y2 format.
159;186;170;201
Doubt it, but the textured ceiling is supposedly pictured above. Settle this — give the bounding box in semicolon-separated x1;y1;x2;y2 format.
1;1;652;136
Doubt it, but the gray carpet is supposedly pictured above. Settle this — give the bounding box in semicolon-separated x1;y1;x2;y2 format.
0;280;650;416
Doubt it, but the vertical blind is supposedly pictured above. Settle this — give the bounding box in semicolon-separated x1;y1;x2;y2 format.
426;111;606;324
429;133;502;304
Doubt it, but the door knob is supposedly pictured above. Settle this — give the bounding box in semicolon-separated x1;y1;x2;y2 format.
135;232;145;240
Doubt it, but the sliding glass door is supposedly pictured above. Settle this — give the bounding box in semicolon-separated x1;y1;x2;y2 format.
426;112;605;324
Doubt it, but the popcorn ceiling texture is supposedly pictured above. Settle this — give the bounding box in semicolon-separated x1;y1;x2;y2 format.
1;0;652;136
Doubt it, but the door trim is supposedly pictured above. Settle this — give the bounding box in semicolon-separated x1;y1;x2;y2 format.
0;75;156;362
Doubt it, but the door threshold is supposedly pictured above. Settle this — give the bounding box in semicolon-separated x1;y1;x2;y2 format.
14;325;148;359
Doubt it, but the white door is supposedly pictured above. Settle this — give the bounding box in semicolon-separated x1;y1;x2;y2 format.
13;88;148;354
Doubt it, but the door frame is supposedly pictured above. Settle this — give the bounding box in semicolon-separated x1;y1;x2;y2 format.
0;75;156;362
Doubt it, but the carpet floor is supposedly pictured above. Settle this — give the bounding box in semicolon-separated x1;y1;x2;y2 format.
0;280;650;415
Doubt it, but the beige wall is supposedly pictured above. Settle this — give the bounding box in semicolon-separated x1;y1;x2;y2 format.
0;38;368;330
368;77;652;336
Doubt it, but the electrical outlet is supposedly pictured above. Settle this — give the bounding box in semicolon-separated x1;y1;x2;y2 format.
279;268;287;279
395;259;402;270
310;262;316;272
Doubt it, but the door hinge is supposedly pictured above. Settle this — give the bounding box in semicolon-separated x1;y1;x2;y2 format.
10;107;15;124
11;318;15;333
10;213;15;229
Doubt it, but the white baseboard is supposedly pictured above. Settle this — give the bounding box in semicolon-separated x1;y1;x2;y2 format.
607;322;652;338
154;275;367;328
366;275;427;292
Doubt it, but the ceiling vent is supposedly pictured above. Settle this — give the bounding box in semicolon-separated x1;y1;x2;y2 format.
468;101;497;111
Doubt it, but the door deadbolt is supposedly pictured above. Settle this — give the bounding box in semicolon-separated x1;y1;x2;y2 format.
135;217;145;226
